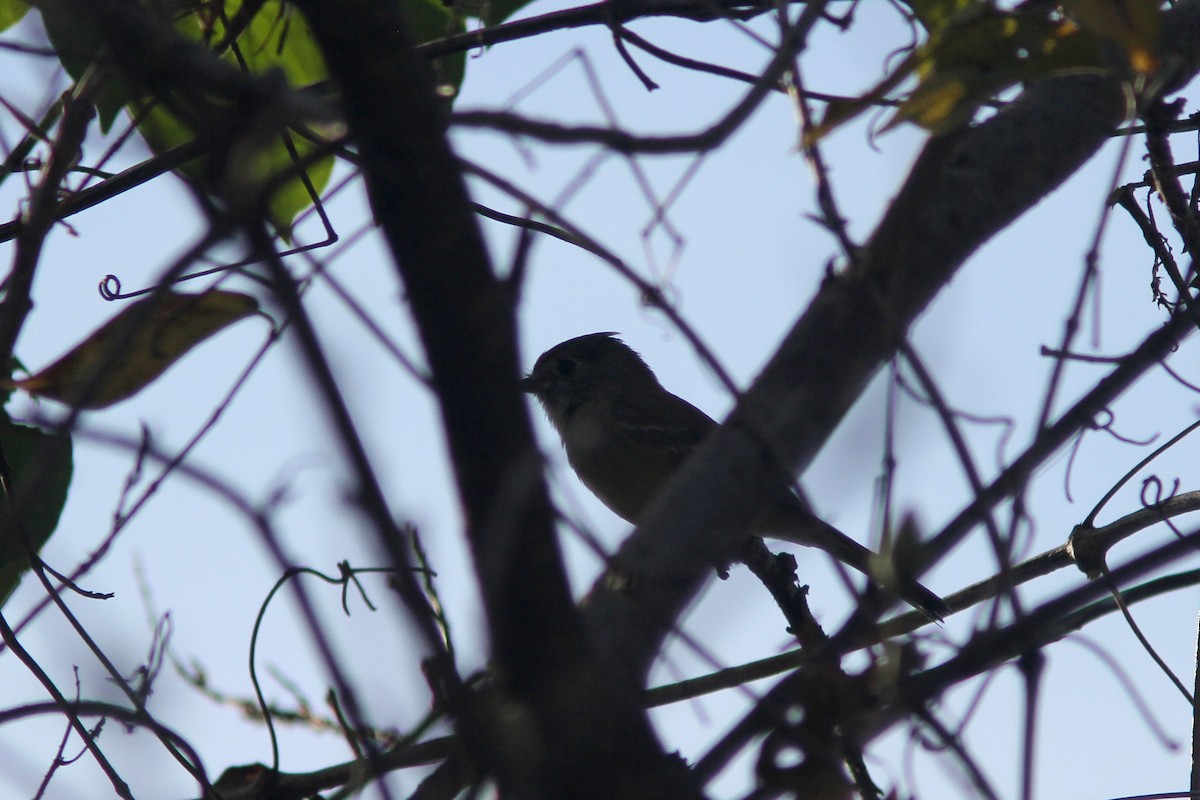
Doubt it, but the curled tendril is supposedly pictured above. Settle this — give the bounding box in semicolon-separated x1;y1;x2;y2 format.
1089;407;1114;430
1140;475;1180;509
1160;361;1200;394
99;272;189;301
1140;476;1187;540
98;274;129;300
1090;407;1158;447
98;234;336;302
99;264;244;301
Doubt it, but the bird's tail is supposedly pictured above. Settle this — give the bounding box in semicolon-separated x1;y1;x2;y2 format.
769;511;949;622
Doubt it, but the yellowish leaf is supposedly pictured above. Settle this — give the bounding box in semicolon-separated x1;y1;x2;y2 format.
882;72;971;134
812;4;1111;142
904;0;976;32
804;53;917;146
883;9;1097;134
12;291;259;409
1063;0;1161;75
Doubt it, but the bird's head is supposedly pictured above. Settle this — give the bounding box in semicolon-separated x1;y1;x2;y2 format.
521;332;656;424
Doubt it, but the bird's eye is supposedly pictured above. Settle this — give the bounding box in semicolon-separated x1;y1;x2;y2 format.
556;358;576;377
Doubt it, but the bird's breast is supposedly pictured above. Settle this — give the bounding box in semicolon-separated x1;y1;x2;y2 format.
560;403;657;523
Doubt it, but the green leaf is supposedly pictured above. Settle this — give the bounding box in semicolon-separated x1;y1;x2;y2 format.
0;0;29;32
217;0;337;227
0;417;73;606
38;3;133;132
132;0;337;232
134;99;336;236
37;0;467;227
398;0;466;94
475;0;537;29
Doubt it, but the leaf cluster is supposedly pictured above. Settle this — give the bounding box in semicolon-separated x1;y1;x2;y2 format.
809;0;1162;140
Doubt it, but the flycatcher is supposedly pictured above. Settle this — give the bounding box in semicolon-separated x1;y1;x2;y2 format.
522;332;947;620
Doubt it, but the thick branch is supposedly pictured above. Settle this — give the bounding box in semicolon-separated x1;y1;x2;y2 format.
286;1;697;798
580;3;1200;680
0;80;96;367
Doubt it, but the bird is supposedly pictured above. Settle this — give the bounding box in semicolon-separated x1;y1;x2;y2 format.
521;332;948;620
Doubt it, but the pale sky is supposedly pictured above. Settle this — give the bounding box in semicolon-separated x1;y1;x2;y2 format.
0;3;1197;798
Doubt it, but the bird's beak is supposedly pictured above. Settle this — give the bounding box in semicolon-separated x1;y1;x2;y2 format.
519;374;537;394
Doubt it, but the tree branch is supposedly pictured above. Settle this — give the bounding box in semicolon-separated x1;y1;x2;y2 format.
285;1;699;797
580;1;1200;681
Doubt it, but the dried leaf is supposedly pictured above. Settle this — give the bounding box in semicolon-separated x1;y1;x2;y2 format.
13;291;259;409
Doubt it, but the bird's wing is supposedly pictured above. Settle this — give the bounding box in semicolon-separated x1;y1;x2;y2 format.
608;388;717;467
